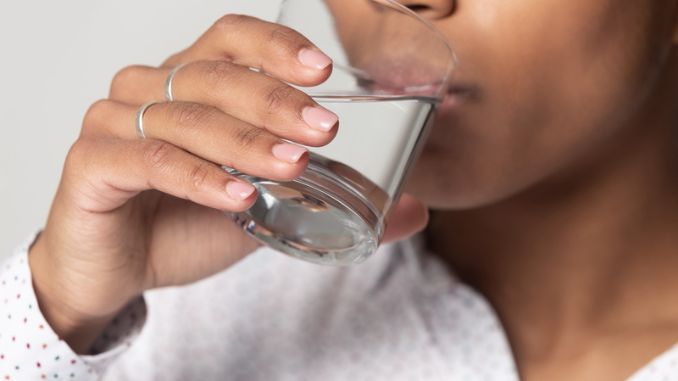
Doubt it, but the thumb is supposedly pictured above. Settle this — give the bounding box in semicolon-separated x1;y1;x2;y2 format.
382;193;429;243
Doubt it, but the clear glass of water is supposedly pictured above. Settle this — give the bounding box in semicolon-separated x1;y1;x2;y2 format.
227;0;456;265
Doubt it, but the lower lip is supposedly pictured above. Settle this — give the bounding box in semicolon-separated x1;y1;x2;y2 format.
439;93;466;111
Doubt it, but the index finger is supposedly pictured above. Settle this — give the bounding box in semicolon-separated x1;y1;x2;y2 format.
164;14;333;87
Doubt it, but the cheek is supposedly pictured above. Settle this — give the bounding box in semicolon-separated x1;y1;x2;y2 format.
408;0;666;208
467;0;657;139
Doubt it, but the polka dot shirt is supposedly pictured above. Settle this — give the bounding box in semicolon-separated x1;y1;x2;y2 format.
2;230;678;380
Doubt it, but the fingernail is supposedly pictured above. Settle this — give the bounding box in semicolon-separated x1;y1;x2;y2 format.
302;106;338;132
226;181;256;201
272;143;307;163
298;48;332;70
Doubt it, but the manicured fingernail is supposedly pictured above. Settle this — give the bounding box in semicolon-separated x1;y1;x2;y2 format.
272;143;307;163
298;48;332;70
226;181;256;201
302;106;338;132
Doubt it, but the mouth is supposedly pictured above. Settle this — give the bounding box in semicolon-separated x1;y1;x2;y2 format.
441;84;478;109
356;75;479;107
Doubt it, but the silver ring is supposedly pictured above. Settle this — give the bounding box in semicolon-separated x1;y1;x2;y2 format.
136;101;160;139
164;63;189;102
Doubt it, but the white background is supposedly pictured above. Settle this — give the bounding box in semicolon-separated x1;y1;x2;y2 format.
0;1;279;259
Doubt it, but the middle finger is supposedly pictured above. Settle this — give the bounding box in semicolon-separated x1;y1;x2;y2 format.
109;61;339;147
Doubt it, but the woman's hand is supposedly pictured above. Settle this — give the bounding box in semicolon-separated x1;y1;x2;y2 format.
28;14;428;353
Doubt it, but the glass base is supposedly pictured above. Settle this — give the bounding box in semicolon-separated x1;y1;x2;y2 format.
226;158;383;266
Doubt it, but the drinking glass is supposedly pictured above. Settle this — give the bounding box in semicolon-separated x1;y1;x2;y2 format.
227;0;456;265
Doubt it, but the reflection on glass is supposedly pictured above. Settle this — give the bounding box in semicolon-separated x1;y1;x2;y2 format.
227;0;455;265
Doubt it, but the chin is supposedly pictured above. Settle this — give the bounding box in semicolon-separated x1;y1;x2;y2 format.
403;147;517;211
403;158;477;211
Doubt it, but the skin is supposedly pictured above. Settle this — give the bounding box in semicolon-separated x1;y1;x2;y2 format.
27;0;678;379
28;14;429;354
334;0;677;380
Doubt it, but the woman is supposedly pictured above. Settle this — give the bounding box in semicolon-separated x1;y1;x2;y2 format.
1;0;677;379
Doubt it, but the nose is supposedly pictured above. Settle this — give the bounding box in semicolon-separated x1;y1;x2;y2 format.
395;0;455;20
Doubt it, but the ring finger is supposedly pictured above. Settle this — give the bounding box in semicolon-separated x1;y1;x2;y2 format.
83;100;310;182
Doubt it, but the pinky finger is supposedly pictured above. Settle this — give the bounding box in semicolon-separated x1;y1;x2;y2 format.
64;137;257;214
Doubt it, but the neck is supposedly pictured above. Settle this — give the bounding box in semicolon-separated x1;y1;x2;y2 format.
427;57;678;363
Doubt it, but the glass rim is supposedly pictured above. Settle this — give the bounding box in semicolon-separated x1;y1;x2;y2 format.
277;0;458;97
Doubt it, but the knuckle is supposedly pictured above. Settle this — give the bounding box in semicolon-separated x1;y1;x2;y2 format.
64;138;99;178
233;126;265;149
202;60;238;88
82;99;113;133
169;103;218;128
163;52;184;67
269;26;306;56
214;14;254;31
65;139;90;168
188;162;212;190
264;84;295;114
143;140;176;171
110;65;143;98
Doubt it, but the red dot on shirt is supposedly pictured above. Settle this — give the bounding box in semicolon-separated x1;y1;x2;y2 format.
26;343;30;349
70;359;76;365
36;362;41;368
42;343;47;349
